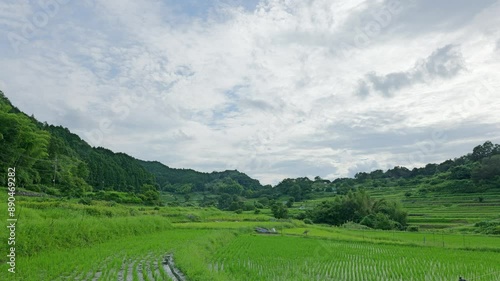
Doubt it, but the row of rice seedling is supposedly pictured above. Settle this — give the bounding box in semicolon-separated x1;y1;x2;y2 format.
210;234;500;281
0;229;215;280
282;225;500;250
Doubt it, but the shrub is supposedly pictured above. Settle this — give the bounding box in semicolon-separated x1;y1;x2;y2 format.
78;197;93;205
407;225;419;232
243;204;256;211
106;200;117;207
294;212;306;220
45;187;61;196
186;214;201;222
254;202;264;209
258;197;270;206
303;218;313;225
26;184;42;192
474;221;500;234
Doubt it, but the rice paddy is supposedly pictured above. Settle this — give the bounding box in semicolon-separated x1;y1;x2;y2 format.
1;190;499;280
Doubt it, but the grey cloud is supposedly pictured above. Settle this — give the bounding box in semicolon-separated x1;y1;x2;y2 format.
423;44;464;78
388;0;497;34
355;44;465;97
239;98;276;112
303;120;500;165
56;108;97;130
326;0;496;57
347;160;385;177
174;65;194;77
270;159;338;180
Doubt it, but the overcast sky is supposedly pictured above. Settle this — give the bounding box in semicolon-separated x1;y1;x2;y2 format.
1;0;500;185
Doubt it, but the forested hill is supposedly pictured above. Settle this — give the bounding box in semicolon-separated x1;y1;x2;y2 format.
0;91;262;200
138;160;264;194
1;90;499;204
269;141;500;201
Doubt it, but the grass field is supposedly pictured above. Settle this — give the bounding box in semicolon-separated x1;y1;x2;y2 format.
210;234;500;281
304;188;500;230
1;188;499;280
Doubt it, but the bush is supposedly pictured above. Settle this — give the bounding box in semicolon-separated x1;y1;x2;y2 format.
407;225;419;232
106;200;117;207
341;221;371;230
26;184;42;192
44;187;61;196
303;218;313;225
129;209;139;216
186;214;201;222
271;203;288;219
474;221;500;234
254;209;261;214
294;212;306;220
254;202;264;209
243;204;256;211
257;197;269;206
235;209;243;214
78;197;93;205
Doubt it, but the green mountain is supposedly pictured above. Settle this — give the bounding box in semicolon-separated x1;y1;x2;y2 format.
2;89;499;207
0;90;262;203
270;140;500;200
138;160;263;192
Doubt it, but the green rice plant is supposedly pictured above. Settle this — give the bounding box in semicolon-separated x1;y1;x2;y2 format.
209;234;500;281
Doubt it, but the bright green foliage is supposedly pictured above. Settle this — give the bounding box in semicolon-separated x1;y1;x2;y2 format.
210;234;500;281
271;202;288;219
308;190;407;230
139;183;161;205
0;92;50;186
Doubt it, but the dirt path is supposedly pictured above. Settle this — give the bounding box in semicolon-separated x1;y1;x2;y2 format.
58;252;187;280
162;254;187;281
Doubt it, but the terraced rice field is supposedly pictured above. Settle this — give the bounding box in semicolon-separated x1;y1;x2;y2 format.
369;189;500;229
211;234;500;281
3;222;500;280
2;190;499;280
5;229;206;281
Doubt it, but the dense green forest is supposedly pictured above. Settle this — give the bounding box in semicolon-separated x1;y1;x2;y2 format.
0;91;265;204
1;90;500;213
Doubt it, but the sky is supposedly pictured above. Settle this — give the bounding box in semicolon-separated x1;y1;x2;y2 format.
1;0;500;185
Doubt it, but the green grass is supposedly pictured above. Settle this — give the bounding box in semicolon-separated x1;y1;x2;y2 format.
0;229;217;280
209;234;500;281
306;187;500;230
1;187;500;280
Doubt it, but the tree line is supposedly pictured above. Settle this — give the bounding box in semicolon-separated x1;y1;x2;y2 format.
2;90;500;208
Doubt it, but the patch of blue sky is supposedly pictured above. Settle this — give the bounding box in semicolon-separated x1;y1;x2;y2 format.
210;103;239;128
163;0;261;21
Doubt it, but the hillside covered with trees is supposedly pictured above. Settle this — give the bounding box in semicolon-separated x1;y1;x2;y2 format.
0;91;263;205
1;90;500;212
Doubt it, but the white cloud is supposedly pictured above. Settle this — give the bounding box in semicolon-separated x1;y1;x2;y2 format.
1;0;500;184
